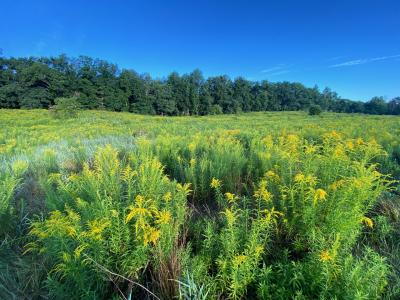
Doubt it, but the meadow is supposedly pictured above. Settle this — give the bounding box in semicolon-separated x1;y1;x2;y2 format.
1;109;400;299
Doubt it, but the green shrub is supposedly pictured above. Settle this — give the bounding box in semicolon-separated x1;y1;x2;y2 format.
50;97;81;119
309;104;322;116
210;104;223;115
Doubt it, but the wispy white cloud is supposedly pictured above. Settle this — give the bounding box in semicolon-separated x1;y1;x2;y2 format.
261;64;286;73
330;54;400;68
260;64;291;76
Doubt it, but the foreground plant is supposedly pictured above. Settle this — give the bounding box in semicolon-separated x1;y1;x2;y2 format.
27;145;190;299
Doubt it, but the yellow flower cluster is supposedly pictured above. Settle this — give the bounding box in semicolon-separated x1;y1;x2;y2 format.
163;191;172;202
233;254;248;266
124;192;176;246
265;170;280;182
361;216;374;228
329;179;345;191
222;208;237;227
319;250;333;262
84;219;110;240
156;210;172;225
225;192;236;203
211;177;221;189
254;180;272;203
143;225;161;246
314;188;327;202
294;173;317;185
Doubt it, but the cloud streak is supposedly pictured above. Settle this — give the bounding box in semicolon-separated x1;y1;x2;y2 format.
261;65;286;73
261;64;291;76
330;54;400;68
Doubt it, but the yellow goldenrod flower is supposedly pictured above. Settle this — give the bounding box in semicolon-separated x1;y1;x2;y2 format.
225;192;236;203
87;219;110;240
149;229;161;245
262;207;284;224
225;129;241;135
315;189;327;201
294;173;305;183
143;226;161;246
305;144;318;154
233;254;247;266
346;140;354;150
221;208;237;226
333;145;346;158
305;175;317;186
262;135;274;148
156;210;171;225
256;188;272;202
65;226;77;237
255;245;264;257
361;216;374;228
287;134;299;144
163;191;172;202
125;195;152;224
353;178;363;188
319;250;333;262
329;179;345;191
210;178;221;189
121;165;136;182
65;206;80;223
254;180;272;202
265;170;280;181
329;130;341;139
356;138;364;145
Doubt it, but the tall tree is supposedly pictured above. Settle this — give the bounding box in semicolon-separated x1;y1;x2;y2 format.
233;77;253;112
364;96;388;115
388;97;400;115
206;76;234;113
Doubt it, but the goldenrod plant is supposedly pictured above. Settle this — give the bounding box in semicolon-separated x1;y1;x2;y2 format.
26;145;190;298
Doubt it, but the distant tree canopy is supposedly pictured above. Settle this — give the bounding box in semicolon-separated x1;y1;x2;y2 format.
0;55;399;115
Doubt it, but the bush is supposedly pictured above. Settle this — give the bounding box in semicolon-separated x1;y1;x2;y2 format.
50;97;81;119
210;104;223;115
308;104;322;116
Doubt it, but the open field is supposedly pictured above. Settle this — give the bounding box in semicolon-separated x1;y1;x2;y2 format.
1;110;400;299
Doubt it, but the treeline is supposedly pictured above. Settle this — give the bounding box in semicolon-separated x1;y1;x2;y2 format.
0;55;399;115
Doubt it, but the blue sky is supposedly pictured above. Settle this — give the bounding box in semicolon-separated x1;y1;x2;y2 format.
1;0;399;101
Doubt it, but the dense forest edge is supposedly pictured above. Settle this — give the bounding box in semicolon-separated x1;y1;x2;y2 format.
1;54;399;115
